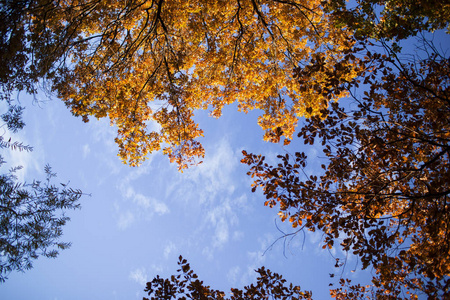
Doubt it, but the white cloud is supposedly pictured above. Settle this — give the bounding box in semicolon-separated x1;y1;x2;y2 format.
205;194;249;249
232;231;244;241
124;186;134;199
114;160;169;229
89;118;117;148
237;233;279;285
134;193;169;215
308;230;322;245
227;266;241;284
163;242;177;259
151;264;164;273
86;118;122;175
159;137;252;257
212;219;229;248
202;246;214;261
117;211;135;230
129;267;148;286
82;144;90;158
204;195;242;248
241;250;267;284
180;138;238;204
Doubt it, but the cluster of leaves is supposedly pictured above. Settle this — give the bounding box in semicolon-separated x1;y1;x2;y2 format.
0;163;83;282
242;29;450;300
1;0;360;169
144;256;312;300
0;0;63;103
323;0;450;41
0;95;84;281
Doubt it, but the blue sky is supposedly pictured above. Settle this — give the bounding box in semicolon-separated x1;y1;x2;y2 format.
0;93;372;299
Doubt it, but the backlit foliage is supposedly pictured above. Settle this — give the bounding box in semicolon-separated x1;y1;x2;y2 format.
242;26;450;300
323;0;450;41
1;0;357;169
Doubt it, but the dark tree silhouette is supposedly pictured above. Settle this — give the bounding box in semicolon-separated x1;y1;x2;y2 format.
0;101;84;282
144;256;312;300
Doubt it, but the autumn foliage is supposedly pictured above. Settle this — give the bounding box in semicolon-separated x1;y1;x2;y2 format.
240;2;449;298
1;0;359;169
1;0;449;298
144;256;312;300
242;14;450;300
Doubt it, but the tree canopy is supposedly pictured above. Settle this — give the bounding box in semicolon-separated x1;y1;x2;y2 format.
242;2;450;298
0;163;83;282
0;91;84;282
1;0;449;298
1;0;358;169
